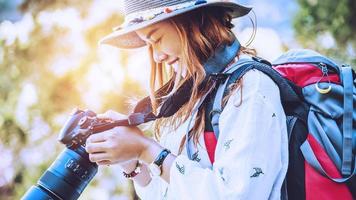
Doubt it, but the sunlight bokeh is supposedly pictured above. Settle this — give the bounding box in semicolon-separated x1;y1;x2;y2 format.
1;0;355;199
0;0;299;199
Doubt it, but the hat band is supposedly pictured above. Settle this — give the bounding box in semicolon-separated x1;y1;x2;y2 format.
116;0;207;30
125;0;193;15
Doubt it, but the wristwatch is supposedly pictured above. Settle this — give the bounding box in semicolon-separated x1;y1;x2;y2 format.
148;148;171;177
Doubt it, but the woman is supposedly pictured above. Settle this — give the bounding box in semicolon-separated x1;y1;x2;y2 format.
85;0;288;199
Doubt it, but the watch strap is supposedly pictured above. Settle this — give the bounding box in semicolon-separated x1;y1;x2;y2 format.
154;148;171;167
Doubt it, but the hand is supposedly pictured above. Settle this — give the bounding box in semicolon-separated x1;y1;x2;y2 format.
85;110;148;165
119;160;140;173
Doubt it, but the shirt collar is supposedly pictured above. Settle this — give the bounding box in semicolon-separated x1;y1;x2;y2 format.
203;39;241;75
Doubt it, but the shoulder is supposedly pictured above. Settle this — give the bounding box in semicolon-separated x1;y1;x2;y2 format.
240;69;280;100
222;69;284;117
218;68;287;140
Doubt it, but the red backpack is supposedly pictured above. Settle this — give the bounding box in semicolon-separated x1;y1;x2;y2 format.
131;47;356;199
206;49;356;199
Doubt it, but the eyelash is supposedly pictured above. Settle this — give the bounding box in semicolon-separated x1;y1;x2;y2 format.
153;37;162;44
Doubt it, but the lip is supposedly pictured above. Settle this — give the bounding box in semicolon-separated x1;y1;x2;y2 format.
167;58;179;65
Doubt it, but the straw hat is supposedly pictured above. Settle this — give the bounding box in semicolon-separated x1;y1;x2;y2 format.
99;0;251;49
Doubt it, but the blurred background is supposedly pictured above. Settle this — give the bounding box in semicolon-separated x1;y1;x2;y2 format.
0;0;355;199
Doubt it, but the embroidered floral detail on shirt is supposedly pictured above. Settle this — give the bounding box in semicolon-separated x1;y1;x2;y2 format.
218;167;226;182
192;151;201;162
250;167;264;178
175;162;185;175
272;113;276;117
224;139;234;151
163;187;168;198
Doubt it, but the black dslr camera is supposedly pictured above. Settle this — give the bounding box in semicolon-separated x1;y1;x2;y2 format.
22;109;123;200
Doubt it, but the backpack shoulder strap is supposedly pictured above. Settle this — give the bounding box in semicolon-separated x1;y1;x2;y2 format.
341;65;354;175
211;56;304;140
210;60;255;139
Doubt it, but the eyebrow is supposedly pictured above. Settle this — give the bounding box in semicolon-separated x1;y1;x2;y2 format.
146;28;159;40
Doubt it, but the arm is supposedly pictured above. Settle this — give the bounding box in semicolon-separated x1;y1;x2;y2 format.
85;70;288;199
119;160;152;187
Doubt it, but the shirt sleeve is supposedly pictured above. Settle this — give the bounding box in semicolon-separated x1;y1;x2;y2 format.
134;176;165;199
133;127;171;199
168;70;288;200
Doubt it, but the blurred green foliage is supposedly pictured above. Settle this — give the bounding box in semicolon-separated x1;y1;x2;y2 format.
294;0;356;67
1;0;355;200
0;0;143;199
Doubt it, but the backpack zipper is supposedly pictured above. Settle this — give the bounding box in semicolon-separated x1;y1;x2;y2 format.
319;62;329;76
315;62;332;94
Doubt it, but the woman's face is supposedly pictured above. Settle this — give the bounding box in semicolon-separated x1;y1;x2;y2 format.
136;20;182;66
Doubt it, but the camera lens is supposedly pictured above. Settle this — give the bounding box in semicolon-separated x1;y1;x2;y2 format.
22;146;97;200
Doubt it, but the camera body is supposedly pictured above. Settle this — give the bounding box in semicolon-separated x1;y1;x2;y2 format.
22;109;116;200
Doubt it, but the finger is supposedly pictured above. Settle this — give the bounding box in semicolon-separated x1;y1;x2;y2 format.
85;142;107;154
95;114;110;120
97;110;126;120
89;153;109;163
97;110;115;119
86;132;107;143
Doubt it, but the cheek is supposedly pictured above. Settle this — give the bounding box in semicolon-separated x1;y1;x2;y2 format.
173;44;182;56
160;38;181;57
162;43;181;57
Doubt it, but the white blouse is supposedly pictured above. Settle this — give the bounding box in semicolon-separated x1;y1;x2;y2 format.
134;69;289;200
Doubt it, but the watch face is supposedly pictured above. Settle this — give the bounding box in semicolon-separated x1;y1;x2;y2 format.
148;163;161;177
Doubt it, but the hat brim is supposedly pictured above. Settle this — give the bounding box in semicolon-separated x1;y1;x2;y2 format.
99;1;252;49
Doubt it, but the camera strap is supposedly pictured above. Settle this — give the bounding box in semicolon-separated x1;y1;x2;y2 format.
125;38;241;126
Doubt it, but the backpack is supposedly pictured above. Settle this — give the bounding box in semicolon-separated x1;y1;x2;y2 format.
208;49;356;200
130;47;355;199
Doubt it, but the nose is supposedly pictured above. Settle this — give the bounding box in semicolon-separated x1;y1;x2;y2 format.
153;50;168;63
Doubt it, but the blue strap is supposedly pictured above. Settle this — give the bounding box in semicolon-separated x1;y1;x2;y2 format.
184;39;242;160
210;57;302;140
211;78;229;140
308;111;342;169
185;90;213;160
301;140;356;183
203;39;241;75
210;60;255;139
341;66;354;175
286;116;298;142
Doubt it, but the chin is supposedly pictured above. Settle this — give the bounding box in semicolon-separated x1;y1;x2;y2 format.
171;62;187;78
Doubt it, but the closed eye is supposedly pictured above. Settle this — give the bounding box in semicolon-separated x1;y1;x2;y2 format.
153;37;162;44
145;37;161;45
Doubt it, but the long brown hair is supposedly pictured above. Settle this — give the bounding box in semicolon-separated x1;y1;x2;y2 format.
148;7;256;153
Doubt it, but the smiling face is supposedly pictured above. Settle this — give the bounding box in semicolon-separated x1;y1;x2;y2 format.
133;8;244;153
136;20;182;66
